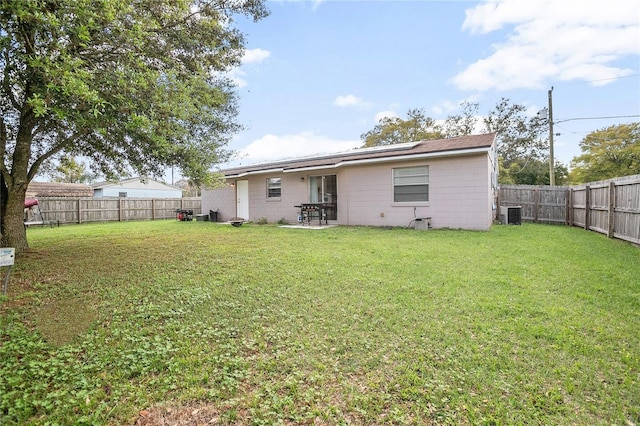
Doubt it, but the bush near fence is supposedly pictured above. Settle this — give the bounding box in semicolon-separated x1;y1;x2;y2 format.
35;197;202;225
499;174;640;246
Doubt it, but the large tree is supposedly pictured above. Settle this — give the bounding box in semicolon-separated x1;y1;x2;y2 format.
569;123;640;183
360;108;444;147
500;157;569;186
1;0;268;251
442;101;479;138
482;98;547;167
49;156;95;184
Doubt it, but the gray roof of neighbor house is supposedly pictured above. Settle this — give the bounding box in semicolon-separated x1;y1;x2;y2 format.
222;133;496;177
26;181;94;198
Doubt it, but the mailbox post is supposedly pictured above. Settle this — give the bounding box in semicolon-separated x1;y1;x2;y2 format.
1;248;15;296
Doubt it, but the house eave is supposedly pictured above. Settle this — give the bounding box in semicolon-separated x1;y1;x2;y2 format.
226;168;285;179
285;146;491;173
224;146;491;178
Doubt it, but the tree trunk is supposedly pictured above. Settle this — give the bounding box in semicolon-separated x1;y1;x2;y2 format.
1;184;29;252
2;107;35;253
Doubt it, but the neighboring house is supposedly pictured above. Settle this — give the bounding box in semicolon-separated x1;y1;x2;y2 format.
26;181;94;198
202;133;499;230
92;177;182;198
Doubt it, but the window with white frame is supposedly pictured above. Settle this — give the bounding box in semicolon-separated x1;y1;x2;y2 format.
393;166;429;202
267;177;282;198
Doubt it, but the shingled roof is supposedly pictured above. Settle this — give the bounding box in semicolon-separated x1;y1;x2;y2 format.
223;133;496;177
26;181;94;198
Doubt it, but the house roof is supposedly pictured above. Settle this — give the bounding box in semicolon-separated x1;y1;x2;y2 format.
222;133;496;177
26;181;94;198
92;177;180;190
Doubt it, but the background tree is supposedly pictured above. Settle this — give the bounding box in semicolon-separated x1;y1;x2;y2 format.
500;157;569;185
175;172;227;197
49;156;95;184
569;123;640;183
442;101;479;138
0;0;268;251
483;98;548;169
360;109;443;147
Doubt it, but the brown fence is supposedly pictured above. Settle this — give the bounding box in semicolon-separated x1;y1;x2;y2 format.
36;197;202;225
499;174;640;245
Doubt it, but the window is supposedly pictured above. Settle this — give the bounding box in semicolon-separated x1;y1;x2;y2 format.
267;177;281;198
393;166;428;202
118;192;127;198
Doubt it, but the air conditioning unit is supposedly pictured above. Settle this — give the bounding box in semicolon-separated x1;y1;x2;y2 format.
500;206;522;225
414;217;431;230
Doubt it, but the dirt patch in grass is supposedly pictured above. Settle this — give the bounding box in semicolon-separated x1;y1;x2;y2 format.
134;403;224;426
33;296;99;346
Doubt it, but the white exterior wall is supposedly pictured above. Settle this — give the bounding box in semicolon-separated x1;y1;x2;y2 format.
245;173;308;222
202;152;493;230
202;173;309;223
94;179;182;198
201;185;236;221
97;187;182;198
338;153;491;230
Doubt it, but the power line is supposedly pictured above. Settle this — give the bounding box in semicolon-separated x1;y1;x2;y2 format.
555;114;640;124
564;73;640;85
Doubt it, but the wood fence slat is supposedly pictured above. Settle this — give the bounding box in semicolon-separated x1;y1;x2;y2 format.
36;197;201;225
500;174;640;245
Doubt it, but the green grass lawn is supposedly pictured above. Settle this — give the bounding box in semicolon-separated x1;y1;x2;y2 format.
1;221;639;425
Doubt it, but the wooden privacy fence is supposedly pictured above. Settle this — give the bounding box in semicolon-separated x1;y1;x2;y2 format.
499;174;640;245
35;197;202;225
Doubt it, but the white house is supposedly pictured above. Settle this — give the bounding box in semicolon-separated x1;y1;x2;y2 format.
202;133;499;230
92;177;182;198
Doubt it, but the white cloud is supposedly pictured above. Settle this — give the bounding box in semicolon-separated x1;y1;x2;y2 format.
243;48;271;64
334;94;365;107
228;69;248;88
237;132;361;163
431;100;458;116
225;48;271;88
374;110;399;122
453;0;640;91
274;0;324;11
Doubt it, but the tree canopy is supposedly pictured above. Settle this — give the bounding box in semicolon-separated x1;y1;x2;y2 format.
569;123;640;183
49;156;95;184
500;157;569;186
1;0;268;250
361;109;443;147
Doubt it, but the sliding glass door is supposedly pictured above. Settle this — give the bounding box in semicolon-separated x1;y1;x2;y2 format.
309;175;337;220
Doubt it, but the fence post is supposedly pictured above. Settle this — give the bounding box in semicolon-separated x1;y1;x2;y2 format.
534;188;539;223
119;198;123;222
152;199;156;220
608;182;615;238
584;185;590;230
566;188;573;227
77;199;82;224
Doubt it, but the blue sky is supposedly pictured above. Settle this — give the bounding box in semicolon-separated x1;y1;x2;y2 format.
222;0;640;169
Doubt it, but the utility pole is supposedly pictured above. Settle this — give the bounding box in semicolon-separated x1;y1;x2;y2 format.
548;87;555;186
